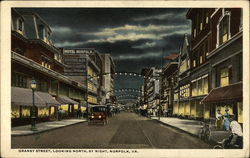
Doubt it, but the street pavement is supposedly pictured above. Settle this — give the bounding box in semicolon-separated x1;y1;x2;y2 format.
151;116;202;137
12;112;211;149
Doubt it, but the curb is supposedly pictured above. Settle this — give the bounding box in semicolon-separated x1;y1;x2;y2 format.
152;119;200;138
11;120;87;137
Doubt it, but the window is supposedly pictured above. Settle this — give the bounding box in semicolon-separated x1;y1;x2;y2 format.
12;73;27;88
198;79;203;95
17;18;23;32
191;82;197;96
205;11;209;24
38;25;46;39
193;60;196;68
203;77;208;94
219;15;230;45
193;28;196;38
200;55;203;64
220;68;229;87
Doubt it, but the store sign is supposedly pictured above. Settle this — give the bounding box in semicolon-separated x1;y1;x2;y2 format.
63;49;94;54
63;49;92;76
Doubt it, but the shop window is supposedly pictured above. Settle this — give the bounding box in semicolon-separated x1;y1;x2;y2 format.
219;15;230;45
220;68;229;87
191;82;197;96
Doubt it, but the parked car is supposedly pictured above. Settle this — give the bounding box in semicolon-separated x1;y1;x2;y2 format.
88;105;108;125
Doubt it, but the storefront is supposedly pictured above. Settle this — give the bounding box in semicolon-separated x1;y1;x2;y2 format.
11;87;60;126
201;82;243;123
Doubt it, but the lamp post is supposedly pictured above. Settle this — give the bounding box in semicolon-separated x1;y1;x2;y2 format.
30;79;37;131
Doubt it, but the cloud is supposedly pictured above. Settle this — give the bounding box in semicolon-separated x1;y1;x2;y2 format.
85;33;162;44
132;12;186;21
83;24;190;44
54;41;85;47
51;26;73;34
132;42;157;49
113;51;162;60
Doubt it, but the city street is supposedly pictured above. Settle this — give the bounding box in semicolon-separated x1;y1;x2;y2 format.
12;112;211;149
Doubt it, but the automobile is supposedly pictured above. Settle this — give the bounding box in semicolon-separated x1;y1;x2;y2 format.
88;105;108;125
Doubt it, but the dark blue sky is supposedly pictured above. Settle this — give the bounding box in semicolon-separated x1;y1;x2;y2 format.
16;8;191;103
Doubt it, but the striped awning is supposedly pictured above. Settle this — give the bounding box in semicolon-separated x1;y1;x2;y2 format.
11;87;46;106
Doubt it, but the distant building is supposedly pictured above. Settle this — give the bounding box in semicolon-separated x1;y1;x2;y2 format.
161;53;179;116
100;54;116;104
143;67;161;116
175;34;191;118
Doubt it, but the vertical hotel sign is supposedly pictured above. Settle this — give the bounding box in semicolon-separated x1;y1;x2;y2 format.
63;48;94;76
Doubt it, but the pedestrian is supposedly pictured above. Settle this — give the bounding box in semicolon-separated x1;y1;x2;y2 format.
58;108;62;121
228;115;243;148
223;108;230;131
216;109;223;130
77;108;81;119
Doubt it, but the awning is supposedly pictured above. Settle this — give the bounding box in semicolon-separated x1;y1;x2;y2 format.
201;82;242;104
11;87;46;106
57;96;79;104
36;91;60;106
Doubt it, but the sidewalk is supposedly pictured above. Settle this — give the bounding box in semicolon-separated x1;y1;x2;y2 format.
151;116;202;137
12;118;87;136
151;116;232;143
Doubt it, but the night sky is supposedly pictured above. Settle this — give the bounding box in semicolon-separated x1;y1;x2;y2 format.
16;8;191;103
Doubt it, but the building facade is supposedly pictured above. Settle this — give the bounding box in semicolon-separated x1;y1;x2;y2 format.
161;54;179;116
201;8;243;123
11;9;85;126
186;8;243;122
186;8;211;120
62;48;103;106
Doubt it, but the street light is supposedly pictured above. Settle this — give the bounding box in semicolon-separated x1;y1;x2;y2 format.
30;79;37;131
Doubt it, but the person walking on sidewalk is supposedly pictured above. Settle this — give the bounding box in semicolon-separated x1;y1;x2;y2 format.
223;109;230;131
216;109;223;130
77;108;81;119
58;108;64;121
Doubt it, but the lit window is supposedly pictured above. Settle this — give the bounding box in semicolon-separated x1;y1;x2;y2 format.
42;61;44;66
200;56;203;64
193;60;196;67
200;23;203;31
48;64;51;69
193;28;196;37
220;68;229;87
